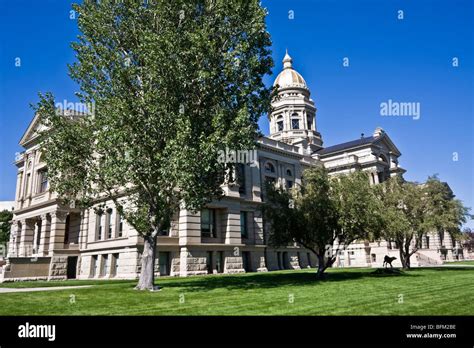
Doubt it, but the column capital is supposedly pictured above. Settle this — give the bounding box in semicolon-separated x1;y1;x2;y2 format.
40;213;48;220
50;211;68;219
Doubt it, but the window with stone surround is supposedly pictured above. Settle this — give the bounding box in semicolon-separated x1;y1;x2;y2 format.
307;117;313;130
116;214;124;238
102;254;109;277
236;163;246;194
277;120;284;131
106;209;113;239
37;169;48;193
201;208;216;238
264;161;275;173
291;118;300;130
25;173;31;196
91;255;98;277
240;211;248;239
111;253;119;277
96;211;104;241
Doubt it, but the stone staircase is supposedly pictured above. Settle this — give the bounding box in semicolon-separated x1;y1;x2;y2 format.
416;250;443;266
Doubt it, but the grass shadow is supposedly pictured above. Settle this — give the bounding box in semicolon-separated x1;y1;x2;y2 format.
157;268;417;292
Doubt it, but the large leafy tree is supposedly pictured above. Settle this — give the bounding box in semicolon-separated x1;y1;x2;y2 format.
264;166;382;277
36;0;273;290
377;176;470;268
0;210;13;251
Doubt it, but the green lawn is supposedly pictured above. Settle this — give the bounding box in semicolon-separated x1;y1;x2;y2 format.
0;267;473;315
444;260;474;265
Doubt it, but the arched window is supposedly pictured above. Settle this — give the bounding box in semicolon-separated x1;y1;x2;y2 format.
307;116;313;130
277;121;284;132
286;169;292;177
291;118;300;130
276;115;284;132
264;162;275;173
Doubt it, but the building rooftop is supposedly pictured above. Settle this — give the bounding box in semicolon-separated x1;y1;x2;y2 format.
317;136;376;155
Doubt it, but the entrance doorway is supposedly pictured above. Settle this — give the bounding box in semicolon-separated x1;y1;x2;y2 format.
159;252;171;276
242;251;251;272
282;252;290;269
67;256;78;279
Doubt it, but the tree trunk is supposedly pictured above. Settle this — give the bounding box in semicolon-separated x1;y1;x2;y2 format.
399;248;410;269
135;234;158;291
316;254;328;278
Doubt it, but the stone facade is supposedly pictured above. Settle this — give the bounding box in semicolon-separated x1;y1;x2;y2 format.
1;52;469;283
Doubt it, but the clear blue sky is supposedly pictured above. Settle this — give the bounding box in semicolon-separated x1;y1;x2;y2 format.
0;0;473;227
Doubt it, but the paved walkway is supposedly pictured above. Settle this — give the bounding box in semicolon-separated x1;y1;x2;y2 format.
0;285;92;293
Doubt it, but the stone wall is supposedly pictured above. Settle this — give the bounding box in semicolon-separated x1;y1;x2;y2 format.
179;247;208;276
224;255;244;274
48;255;68;280
0;257;51;282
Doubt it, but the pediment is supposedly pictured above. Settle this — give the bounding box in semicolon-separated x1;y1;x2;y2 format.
372;133;401;156
19;113;45;147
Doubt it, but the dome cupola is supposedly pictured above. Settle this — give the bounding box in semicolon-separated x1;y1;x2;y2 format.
273;50;308;90
269;50;323;152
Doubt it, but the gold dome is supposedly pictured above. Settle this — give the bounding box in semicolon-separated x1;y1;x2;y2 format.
273;51;308;89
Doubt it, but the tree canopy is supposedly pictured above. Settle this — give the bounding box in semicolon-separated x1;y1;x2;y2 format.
264;167;382;277
264;167;470;274
36;0;273;289
376;175;470;268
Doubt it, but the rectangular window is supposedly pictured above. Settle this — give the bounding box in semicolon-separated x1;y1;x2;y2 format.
97;212;104;241
277;121;284;131
201;209;216;238
425;236;430;249
291;119;300;130
277;252;282;270
35;221;42;251
236;163;246;194
307;118;313;130
159;252;170;276
25;173;31;196
38;169;48;193
242;251;251;272
206;251;213;274
107;210;113;239
91;255;98;277
240;211;248;239
216;251;224;273
18;172;23;199
371;254;376;262
102;255;109;276
117;214;124;238
111;253;119;277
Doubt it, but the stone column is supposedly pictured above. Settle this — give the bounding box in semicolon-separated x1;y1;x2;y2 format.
18;219;33;257
15;172;23;202
178;208;206;276
48;211;68;254
224;206;242;245
29;151;37;196
224;205;245;274
6;221;17;257
79;210;89;249
32;219;40;255
373;171;380;184
38;214;51;256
